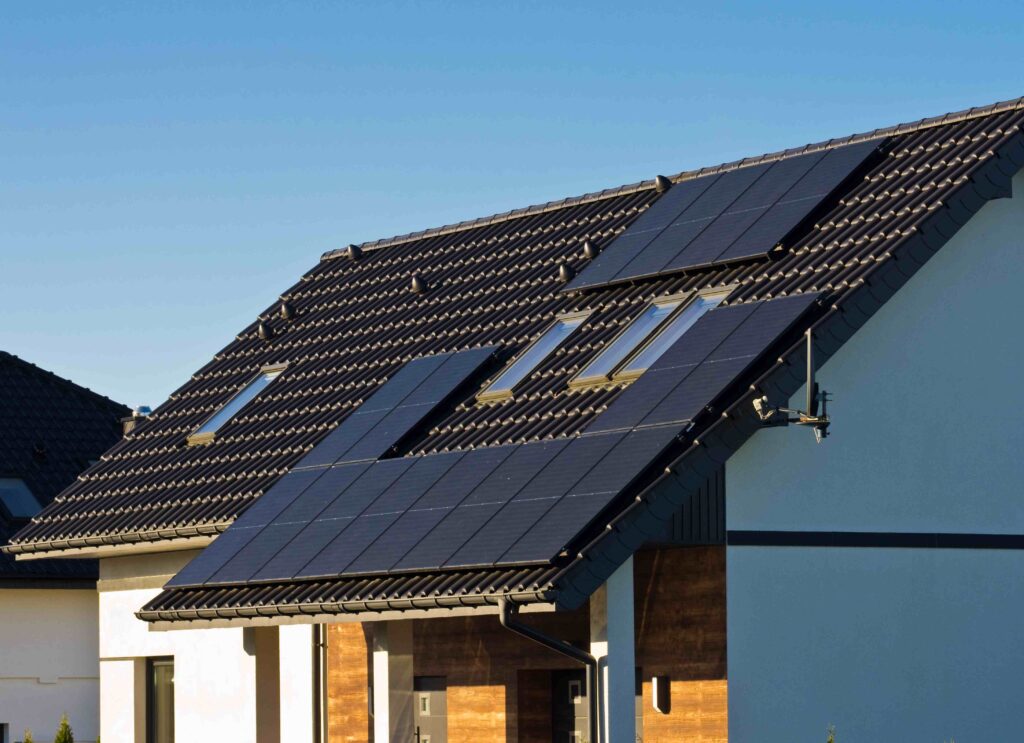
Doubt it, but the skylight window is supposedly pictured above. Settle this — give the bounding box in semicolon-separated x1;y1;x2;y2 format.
189;364;285;444
572;288;731;385
479;312;589;401
0;478;40;519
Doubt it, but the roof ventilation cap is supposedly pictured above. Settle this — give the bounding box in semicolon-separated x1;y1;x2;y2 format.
558;263;576;282
280;300;296;321
411;275;428;294
346;244;363;261
654;175;673;193
257;320;274;341
583;240;600;260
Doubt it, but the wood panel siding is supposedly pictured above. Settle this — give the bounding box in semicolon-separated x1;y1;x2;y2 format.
326;622;372;743
326;545;726;742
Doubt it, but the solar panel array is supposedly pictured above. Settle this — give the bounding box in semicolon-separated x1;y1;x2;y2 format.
566;139;882;292
170;293;821;589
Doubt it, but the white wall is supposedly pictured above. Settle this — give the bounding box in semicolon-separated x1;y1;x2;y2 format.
726;171;1024;741
98;552;258;743
0;588;98;743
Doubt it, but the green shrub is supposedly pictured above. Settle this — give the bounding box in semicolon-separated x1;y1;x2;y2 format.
22;729;34;743
53;713;73;743
826;725;836;743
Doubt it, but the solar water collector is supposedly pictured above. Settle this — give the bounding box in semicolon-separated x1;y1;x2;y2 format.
565;138;884;292
169;293;822;590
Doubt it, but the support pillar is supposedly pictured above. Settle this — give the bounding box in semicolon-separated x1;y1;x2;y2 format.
590;556;636;743
371;620;414;742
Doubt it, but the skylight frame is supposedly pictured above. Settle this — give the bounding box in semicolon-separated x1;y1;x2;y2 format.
570;287;734;387
478;310;591;403
187;362;287;446
614;287;732;380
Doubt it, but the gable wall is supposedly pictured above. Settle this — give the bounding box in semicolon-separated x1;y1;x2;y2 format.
725;170;1024;741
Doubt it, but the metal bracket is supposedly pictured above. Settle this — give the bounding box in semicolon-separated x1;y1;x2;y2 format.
753;329;832;443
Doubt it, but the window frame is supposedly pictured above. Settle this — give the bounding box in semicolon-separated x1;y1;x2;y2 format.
187;362;287;446
477;311;591;403
146;656;174;743
570;286;735;387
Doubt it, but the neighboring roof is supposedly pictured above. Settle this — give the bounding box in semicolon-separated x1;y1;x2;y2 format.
9;96;1024;620
0;352;129;583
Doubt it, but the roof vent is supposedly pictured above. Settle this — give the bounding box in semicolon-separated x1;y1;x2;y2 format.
558;263;576;282
583;240;600;260
280;300;297;321
654;175;673;193
346;244;363;261
411;275;428;294
257;320;274;341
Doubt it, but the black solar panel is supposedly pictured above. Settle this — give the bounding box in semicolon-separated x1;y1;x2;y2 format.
565;139;881;292
170;293;821;588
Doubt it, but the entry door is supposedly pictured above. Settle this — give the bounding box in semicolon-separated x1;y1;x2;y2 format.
551;669;588;742
413;676;447;743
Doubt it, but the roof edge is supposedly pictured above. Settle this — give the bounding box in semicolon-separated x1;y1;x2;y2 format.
0;350;129;415
321;95;1024;260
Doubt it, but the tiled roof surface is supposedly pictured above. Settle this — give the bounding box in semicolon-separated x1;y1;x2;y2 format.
0;352;128;580
10;97;1024;561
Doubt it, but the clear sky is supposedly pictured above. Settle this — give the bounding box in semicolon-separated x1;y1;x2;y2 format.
2;1;1021;408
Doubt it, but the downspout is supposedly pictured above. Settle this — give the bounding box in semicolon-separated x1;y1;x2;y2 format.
498;597;600;743
312;624;327;743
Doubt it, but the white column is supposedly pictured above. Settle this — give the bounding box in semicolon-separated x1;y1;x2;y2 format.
279;625;315;743
590;556;636;743
371;620;415;742
99;658;145;743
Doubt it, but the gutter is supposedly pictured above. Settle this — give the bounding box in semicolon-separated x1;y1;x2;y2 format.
498;597;600;743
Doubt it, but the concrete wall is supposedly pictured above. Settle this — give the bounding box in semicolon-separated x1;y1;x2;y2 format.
726;171;1024;740
0;588;98;743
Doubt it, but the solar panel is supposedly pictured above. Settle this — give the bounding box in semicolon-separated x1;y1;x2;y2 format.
565;139;882;291
293;347;496;468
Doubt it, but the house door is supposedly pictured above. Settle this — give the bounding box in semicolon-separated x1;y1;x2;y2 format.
413;676;447;743
551;669;588;742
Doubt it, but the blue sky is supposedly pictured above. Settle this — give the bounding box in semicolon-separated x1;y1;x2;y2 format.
2;1;1021;407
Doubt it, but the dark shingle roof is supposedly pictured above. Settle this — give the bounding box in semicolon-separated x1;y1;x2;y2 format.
0;352;128;581
9;97;1024;575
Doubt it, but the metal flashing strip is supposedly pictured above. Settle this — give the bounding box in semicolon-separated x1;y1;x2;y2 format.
727;531;1024;549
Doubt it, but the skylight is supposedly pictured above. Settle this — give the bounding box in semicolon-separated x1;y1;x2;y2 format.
0;478;41;519
189;365;285;443
573;289;731;385
479;312;589;401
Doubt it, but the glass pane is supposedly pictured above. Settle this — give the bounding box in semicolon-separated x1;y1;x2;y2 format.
577;301;680;381
193;369;282;436
149;659;174;743
0;478;40;518
620;291;729;375
485;317;585;395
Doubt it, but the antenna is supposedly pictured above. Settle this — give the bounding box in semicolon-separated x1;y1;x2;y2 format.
752;329;832;443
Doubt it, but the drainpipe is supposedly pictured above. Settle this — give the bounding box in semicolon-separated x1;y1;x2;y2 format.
312;624;327;743
498;597;600;743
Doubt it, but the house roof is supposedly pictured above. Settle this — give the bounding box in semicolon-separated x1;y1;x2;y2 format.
0;352;129;583
8;96;1024;620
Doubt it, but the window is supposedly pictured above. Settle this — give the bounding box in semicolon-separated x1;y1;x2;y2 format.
189;364;285;443
572;288;731;385
619;289;730;377
147;657;174;743
0;479;40;520
419;693;431;716
479;312;589;401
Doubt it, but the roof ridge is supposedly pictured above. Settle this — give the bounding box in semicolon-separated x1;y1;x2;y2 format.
321;94;1024;260
0;350;129;414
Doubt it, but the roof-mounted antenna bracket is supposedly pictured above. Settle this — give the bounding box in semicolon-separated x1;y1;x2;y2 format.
752;329;832;443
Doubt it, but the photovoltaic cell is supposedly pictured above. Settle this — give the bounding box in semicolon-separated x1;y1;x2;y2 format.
565;139;882;291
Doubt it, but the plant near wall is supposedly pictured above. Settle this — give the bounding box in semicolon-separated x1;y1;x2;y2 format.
826;725;836;743
21;729;34;743
53;714;73;743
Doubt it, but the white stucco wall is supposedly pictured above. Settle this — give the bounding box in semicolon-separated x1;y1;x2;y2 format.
98;552;258;743
97;551;319;743
0;588;98;743
726;171;1024;741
